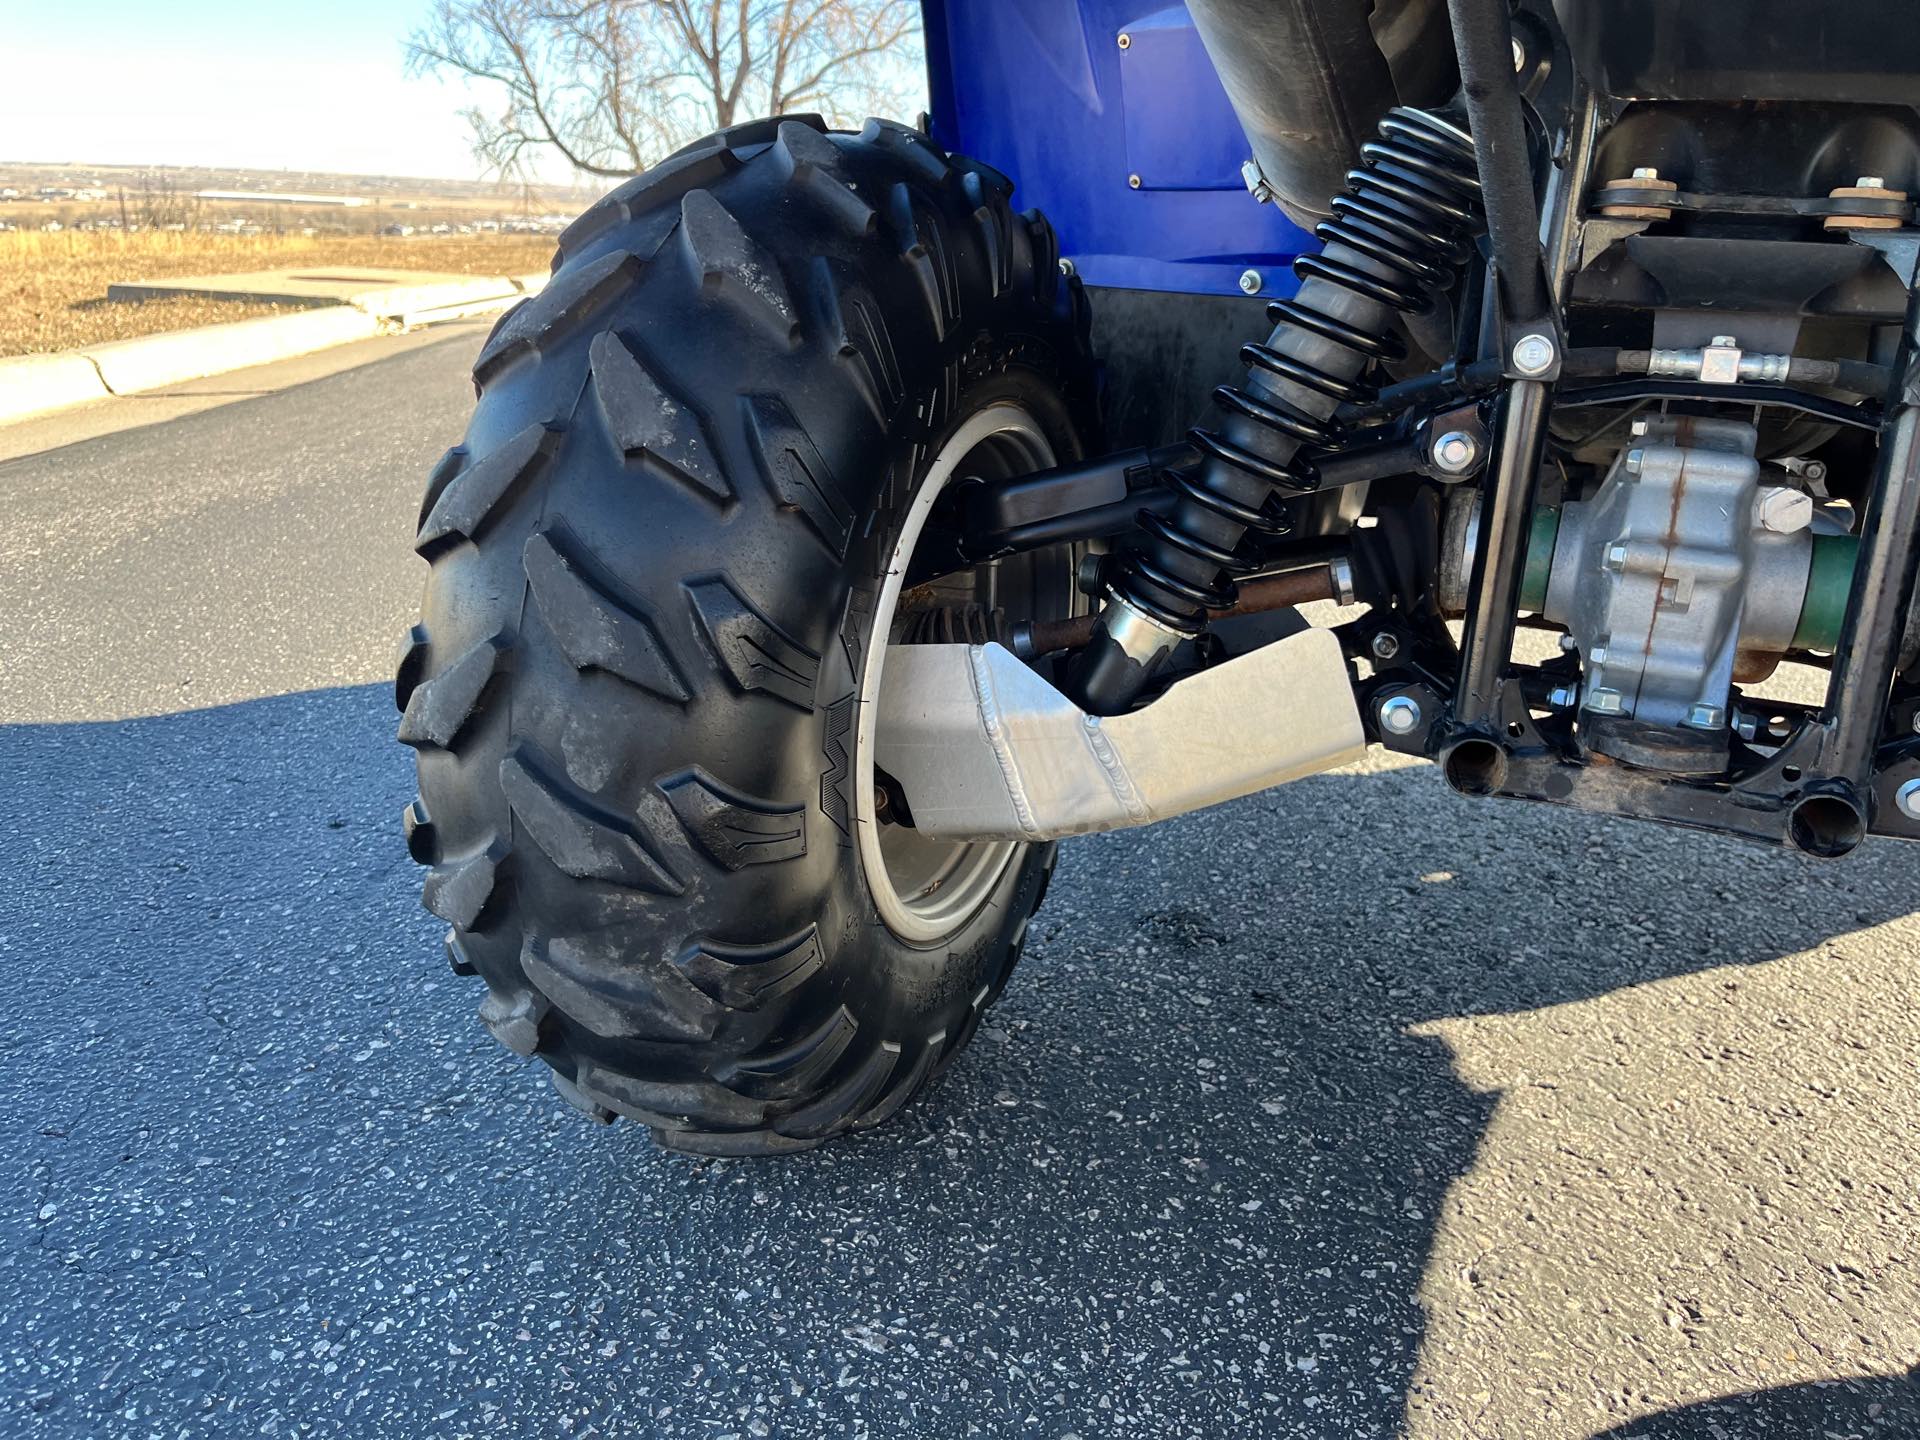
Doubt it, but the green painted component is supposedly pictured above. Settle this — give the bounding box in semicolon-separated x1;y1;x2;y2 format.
1518;506;1560;613
1793;533;1860;651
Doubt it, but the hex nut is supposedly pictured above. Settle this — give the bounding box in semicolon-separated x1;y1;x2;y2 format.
1238;269;1262;295
1432;430;1479;474
1379;694;1422;735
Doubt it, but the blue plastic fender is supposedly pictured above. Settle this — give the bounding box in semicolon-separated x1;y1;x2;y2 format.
920;0;1313;298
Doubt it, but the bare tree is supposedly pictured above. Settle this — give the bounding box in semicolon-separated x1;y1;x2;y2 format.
407;0;923;180
121;174;202;230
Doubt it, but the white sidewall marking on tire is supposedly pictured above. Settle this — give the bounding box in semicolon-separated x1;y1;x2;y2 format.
856;403;1057;944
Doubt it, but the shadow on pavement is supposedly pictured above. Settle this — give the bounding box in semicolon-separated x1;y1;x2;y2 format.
3;682;1914;1437
1591;1369;1920;1438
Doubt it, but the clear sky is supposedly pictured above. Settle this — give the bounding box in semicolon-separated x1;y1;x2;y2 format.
2;0;513;181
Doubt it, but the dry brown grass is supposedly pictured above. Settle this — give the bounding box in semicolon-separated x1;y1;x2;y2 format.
1;230;555;356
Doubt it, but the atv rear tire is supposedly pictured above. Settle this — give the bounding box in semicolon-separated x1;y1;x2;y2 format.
398;115;1098;1154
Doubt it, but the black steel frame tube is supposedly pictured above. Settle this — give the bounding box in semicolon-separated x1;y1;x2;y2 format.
1448;86;1598;735
1820;294;1920;788
1450;379;1550;726
1445;0;1547;324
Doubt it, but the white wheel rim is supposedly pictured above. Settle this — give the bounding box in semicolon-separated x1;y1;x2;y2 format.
856;403;1058;943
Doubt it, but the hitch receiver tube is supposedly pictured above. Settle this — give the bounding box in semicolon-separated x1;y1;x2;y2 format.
876;630;1365;841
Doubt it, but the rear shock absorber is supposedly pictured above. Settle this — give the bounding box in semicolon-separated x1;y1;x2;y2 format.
1068;107;1485;713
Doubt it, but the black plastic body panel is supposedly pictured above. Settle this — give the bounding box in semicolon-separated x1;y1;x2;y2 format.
1554;0;1920;104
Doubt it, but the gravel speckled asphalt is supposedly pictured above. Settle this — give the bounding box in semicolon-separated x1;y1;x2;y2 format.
3;331;1917;1439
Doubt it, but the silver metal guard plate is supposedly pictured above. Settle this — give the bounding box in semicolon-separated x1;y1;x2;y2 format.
875;629;1366;841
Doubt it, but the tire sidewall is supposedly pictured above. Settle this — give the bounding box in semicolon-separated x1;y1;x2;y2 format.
819;356;1087;1038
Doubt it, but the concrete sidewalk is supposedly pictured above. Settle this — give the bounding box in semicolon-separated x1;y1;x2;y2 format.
0;317;491;464
109;264;549;328
0;266;545;427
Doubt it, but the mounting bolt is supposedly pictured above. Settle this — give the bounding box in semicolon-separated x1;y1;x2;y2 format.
1511;333;1557;377
1857;175;1887;190
1241;159;1276;205
1803;459;1829;483
1623;448;1645;477
1558;633;1578;653
1630;418;1650;437
1604;542;1630;570
1238;268;1263;295
1547;684;1578;709
1897;777;1920;820
1370;631;1401;661
1117;31;1131;49
1756;486;1814;534
1684;702;1726;730
1631;166;1661;181
1431;429;1481;474
1127;173;1142;190
1586;687;1625;714
1379;694;1422;736
1058;257;1076;277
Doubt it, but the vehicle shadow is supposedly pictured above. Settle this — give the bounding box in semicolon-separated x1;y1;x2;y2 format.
2;683;1914;1438
1589;1368;1920;1438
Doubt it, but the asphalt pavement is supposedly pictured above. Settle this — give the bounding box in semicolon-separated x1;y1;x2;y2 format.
3;327;1917;1439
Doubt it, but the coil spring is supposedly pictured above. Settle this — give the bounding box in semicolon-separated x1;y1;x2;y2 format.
899;601;1009;647
1117;107;1484;629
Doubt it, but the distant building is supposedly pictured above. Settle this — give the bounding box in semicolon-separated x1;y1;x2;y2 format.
192;190;369;207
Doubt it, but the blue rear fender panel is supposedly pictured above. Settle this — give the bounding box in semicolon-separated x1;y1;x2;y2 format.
921;0;1313;297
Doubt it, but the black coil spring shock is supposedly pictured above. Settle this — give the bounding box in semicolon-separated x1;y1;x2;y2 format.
1074;107;1484;709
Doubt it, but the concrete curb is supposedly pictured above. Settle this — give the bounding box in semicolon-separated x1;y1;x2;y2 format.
83;307;388;397
1;269;550;426
0;353;112;424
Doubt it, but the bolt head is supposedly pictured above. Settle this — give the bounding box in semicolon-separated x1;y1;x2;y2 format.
1431;429;1479;474
1370;631;1401;661
1709;335;1738;349
1623;448;1644;476
1547;684;1577;708
1117;31;1131;48
1558;633;1578;653
1511;333;1557;376
1586;687;1625;714
1127;173;1142;190
1803;459;1828;483
1238;268;1263;295
1857;175;1886;190
1379;694;1422;736
1631;166;1661;181
1756;486;1814;534
1604;542;1630;570
1685;702;1726;730
1630;418;1650;437
1898;777;1920;820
